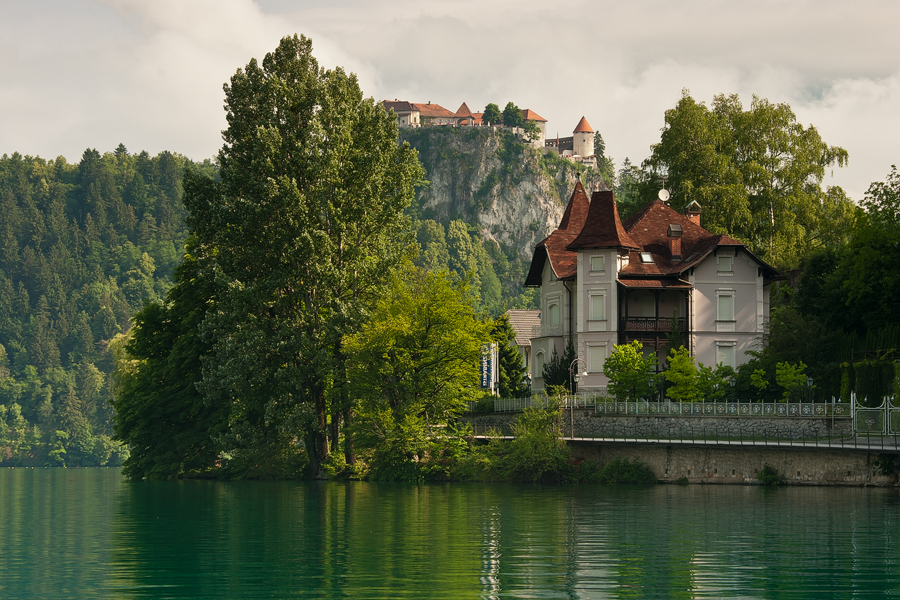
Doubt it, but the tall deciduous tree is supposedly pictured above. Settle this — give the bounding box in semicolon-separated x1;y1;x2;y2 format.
502;102;524;128
344;266;489;476
182;35;423;476
642;91;853;268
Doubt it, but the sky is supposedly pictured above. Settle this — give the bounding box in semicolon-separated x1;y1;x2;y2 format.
2;0;899;201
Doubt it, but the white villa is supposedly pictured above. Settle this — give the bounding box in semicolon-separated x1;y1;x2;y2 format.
524;182;782;391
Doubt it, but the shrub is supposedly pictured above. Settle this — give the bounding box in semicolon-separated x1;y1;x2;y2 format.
757;463;783;486
581;458;657;484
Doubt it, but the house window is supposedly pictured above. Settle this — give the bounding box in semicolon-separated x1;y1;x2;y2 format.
590;255;605;272
590;293;605;321
548;302;560;326
535;351;545;377
717;290;735;332
718;255;734;275
716;343;736;368
587;345;607;373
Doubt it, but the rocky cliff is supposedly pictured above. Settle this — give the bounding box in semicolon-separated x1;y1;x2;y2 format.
400;127;603;259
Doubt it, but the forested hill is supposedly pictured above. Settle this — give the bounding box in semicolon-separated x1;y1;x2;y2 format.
0;132;600;466
0;147;216;466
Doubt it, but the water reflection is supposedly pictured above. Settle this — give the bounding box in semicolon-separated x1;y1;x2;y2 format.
1;469;899;599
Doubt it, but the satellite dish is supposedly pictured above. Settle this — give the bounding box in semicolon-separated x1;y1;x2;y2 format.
658;189;670;203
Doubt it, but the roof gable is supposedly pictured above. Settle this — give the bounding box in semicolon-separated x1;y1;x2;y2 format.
455;102;474;118
567;190;640;250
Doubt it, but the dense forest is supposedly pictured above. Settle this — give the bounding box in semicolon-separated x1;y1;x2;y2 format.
0;147;216;466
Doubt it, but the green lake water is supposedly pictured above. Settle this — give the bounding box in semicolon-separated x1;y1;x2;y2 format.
1;468;898;599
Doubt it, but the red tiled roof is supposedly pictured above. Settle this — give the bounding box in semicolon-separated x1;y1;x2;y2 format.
567;190;640;251
521;109;547;122
472;112;484;126
524;183;592;286
573;116;593;133
558;180;590;231
410;102;455;118
455;102;474;118
619;200;778;278
383;100;414;113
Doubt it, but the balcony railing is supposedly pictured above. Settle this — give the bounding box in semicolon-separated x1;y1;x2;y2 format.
532;324;564;338
619;317;686;332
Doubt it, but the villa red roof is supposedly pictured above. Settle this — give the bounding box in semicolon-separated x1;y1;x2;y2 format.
567;190;639;251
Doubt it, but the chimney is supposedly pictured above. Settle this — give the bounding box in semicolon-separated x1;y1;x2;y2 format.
667;224;683;260
686;201;702;226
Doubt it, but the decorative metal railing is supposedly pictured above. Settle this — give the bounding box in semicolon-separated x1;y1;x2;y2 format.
531;324;564;338
851;394;900;435
468;396;851;417
619;316;686;332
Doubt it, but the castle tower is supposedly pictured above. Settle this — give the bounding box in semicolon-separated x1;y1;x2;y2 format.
573;116;594;157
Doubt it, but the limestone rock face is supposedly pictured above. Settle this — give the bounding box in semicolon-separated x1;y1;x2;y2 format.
401;127;601;258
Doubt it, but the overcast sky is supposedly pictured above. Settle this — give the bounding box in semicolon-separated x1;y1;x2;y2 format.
2;0;898;200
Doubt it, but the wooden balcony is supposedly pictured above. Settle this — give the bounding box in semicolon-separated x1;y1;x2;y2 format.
619;317;686;333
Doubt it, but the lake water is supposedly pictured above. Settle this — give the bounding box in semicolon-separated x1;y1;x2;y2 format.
1;469;898;599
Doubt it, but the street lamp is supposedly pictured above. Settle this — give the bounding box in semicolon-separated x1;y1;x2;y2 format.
569;357;587;439
730;377;736;402
806;377;814;403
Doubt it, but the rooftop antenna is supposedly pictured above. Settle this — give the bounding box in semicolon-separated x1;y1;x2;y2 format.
658;174;670;203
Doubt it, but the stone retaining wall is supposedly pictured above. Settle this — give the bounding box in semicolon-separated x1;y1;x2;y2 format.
465;409;853;440
570;443;897;486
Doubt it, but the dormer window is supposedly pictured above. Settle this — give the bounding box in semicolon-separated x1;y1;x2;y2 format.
640;252;653;264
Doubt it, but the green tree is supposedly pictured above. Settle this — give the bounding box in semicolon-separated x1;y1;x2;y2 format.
502;102;524;128
491;314;529;398
111;239;228;479
603;341;656;401
662;346;700;402
416;219;450;272
482;103;502;127
182;35;423;476
642;90;852;268
776;361;808;402
542;341;577;390
345;266;489;478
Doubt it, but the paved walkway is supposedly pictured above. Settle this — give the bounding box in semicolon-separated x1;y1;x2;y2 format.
472;435;900;452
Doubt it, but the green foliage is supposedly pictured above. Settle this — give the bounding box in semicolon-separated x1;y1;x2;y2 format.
345;266;489;480
750;369;769;392
641;90;853;268
604;341;656;401
111;238;228;479
492;314;529;398
460;394;571;483
0;147;213;465
580;458;657;484
662;347;700;402
775;361;808;402
542;342;576;389
502;102;525;128
482;103;502;127
183;35;424;477
757;463;783;486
